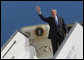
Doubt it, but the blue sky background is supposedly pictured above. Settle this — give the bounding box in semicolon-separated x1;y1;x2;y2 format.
1;1;83;47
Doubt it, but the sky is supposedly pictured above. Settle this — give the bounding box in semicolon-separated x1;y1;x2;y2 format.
1;1;83;47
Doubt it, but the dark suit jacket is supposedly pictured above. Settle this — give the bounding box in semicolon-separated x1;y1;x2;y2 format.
38;14;68;40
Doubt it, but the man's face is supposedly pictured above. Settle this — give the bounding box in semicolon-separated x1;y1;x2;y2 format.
51;10;57;17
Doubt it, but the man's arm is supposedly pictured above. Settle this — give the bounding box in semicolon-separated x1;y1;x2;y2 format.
62;18;68;34
36;6;50;23
38;14;50;23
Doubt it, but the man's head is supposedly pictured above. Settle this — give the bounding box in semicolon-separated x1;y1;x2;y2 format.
51;9;57;17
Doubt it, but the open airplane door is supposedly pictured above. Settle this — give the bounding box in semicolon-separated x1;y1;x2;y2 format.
54;22;83;59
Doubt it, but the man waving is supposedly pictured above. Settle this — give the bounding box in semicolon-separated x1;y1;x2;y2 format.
36;6;68;55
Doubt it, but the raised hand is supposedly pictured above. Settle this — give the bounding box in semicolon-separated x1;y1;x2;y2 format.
36;6;41;13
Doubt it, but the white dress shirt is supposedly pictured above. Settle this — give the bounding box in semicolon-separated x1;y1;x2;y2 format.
55;16;58;26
